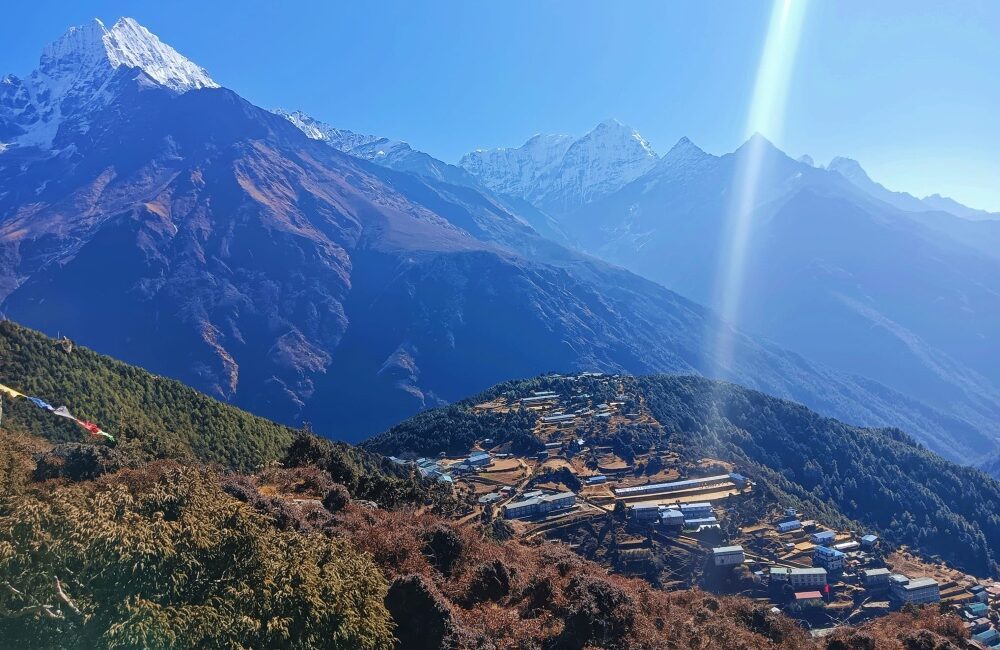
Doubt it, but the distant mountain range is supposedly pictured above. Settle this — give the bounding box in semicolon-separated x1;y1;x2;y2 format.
825;155;1000;221
2;18;998;466
450;124;1000;467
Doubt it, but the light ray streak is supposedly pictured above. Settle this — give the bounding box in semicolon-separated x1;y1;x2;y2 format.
711;0;807;376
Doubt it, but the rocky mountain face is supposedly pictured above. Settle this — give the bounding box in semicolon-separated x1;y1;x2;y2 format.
0;18;991;452
458;119;658;215
275;109;573;243
0;76;534;438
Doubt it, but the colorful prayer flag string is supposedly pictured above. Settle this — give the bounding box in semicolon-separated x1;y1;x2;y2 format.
0;381;115;443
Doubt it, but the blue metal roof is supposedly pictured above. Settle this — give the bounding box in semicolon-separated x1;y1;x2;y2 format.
814;545;845;558
972;628;999;644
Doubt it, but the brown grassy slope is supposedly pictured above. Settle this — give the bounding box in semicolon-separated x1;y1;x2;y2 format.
322;503;969;650
0;427;970;650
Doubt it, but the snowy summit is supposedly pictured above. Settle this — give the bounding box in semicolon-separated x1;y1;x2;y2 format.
0;17;217;150
459;119;658;214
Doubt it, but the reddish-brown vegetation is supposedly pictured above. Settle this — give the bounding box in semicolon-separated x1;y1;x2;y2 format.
0;430;971;649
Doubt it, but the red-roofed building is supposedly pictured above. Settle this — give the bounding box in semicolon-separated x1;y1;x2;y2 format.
791;591;824;609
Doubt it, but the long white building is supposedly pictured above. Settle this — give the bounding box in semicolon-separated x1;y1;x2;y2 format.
771;567;828;588
613;474;738;498
503;491;576;519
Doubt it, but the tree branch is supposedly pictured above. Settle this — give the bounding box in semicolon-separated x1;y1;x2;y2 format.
1;578;81;621
2;581;25;598
54;577;81;617
1;604;63;620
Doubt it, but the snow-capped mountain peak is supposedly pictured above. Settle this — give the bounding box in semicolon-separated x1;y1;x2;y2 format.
656;136;713;171
458;119;658;214
587;117;656;156
99;17;216;91
37;17;217;94
827;156;871;184
273;108;407;159
457;133;573;201
1;17;217;150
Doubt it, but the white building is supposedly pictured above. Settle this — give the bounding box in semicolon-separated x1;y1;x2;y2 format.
630;504;661;522
684;516;719;529
813;546;845;571
862;568;891;590
613;475;732;498
860;534;879;549
890;576;940;605
503;491;576;519
679;502;713;521
660;508;685;527
787;567;828;588
770;567;791;583
776;520;801;533
468;452;492;467
810;530;836;545
712;545;745;567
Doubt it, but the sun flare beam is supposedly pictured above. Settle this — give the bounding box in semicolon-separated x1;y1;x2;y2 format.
711;0;808;377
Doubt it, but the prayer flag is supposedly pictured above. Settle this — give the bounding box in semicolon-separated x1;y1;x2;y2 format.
0;383;24;399
28;396;55;411
52;406;75;419
76;419;101;435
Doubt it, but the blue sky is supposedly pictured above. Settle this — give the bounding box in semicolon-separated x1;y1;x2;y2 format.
5;1;1000;210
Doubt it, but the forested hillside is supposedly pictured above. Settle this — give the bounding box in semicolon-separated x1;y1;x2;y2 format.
636;376;1000;577
368;373;1000;577
0;320;292;470
0;320;428;506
